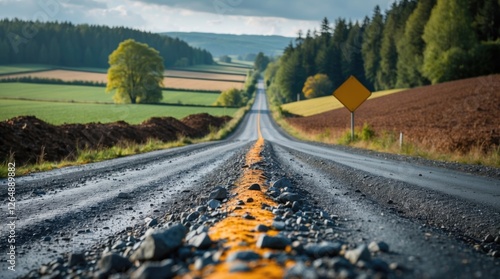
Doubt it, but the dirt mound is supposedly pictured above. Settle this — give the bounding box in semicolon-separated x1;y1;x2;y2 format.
181;113;232;137
0;114;231;165
287;74;500;154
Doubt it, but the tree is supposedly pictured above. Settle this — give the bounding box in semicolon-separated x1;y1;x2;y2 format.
422;0;477;84
214;88;243;107
106;39;164;104
361;6;384;90
254;52;270;72
219;55;232;63
396;0;435;88
302;74;333;99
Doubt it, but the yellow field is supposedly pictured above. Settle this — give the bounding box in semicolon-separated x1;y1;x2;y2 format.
1;69;245;91
164;70;246;82
281;89;406;116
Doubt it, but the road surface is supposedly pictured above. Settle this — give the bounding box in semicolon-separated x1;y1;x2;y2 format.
1;81;499;278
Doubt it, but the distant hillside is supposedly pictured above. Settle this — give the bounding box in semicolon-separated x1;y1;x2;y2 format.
162;32;292;58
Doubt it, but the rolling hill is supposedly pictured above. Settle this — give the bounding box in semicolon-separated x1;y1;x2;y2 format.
162;32;292;58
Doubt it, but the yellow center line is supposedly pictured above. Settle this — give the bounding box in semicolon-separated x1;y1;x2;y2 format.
193;95;290;278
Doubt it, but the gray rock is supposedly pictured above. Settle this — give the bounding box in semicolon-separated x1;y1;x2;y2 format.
368;241;390;253
194;255;215;270
112;240;127;250
227;250;261;262
189;232;212;249
246;198;254;203
145;218;158;227
242;213;255;220
68;253;85;267
278;192;301;203
484;234;494;243
248;183;261;191
372;258;390;273
256;234;290;250
305;242;342;258
98;253;132;273
186;211;200;222
207;199;221;209
272;178;292;189
130;224;187;261
284;262;318;279
118;192;131;199
345;244;371;264
272;221;286;231
255;224;269;232
209;187;228;201
130;259;175;279
229;262;251;273
196;206;207;212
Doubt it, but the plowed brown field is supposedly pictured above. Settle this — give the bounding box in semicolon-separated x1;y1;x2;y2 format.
287;75;500;154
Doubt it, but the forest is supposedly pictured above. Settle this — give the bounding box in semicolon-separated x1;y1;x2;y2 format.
0;19;214;68
266;0;500;104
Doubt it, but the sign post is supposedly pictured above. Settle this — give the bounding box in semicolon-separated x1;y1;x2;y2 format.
333;76;371;141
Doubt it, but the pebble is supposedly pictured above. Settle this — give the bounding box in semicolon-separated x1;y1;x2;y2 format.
368;241;390;253
68;253;86;267
98;253;132;273
256;234;290;250
285;262;318;279
304;242;342;258
130;259;175;279
272;178;292;189
484;234;494;243
278;192;301;203
242;213;256;220
255;224;269;232
145;218;158;227
209;187;228;201
226;250;261;262
246;198;254;203
117;192;131;199
189;232;212;249
272;221;286;231
130;224;187;261
229;262;251;273
248;183;261;191
186;212;200;222
345;244;371;264
207;199;221;209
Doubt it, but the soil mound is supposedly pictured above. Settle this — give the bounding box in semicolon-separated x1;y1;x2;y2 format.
181;113;232;137
0;114;231;165
287;74;500;154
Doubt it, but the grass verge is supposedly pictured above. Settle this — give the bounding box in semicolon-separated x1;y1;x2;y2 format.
269;102;500;168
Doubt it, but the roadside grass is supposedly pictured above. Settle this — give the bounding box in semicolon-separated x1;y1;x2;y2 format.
281;88;406;117
270;103;500;168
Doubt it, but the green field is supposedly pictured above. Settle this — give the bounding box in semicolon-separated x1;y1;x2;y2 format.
0;83;219;105
0;64;53;75
281;89;407;117
0;99;237;125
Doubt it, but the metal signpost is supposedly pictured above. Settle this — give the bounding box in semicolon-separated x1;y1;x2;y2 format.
333;76;372;140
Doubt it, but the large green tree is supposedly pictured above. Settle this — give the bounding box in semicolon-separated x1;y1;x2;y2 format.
361;6;384;90
106;39;164;104
396;0;436;88
422;0;477;84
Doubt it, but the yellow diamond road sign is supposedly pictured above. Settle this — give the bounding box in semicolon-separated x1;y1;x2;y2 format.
333;76;371;112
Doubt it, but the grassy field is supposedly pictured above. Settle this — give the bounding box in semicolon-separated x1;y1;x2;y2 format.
281;89;406;116
0;83;220;105
0;99;237;125
0;64;53;75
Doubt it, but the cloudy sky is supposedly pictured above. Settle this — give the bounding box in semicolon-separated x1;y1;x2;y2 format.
0;0;393;37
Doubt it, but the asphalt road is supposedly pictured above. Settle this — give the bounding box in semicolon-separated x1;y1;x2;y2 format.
1;80;499;278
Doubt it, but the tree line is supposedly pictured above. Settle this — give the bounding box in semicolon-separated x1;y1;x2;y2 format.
266;0;500;104
0;19;214;68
